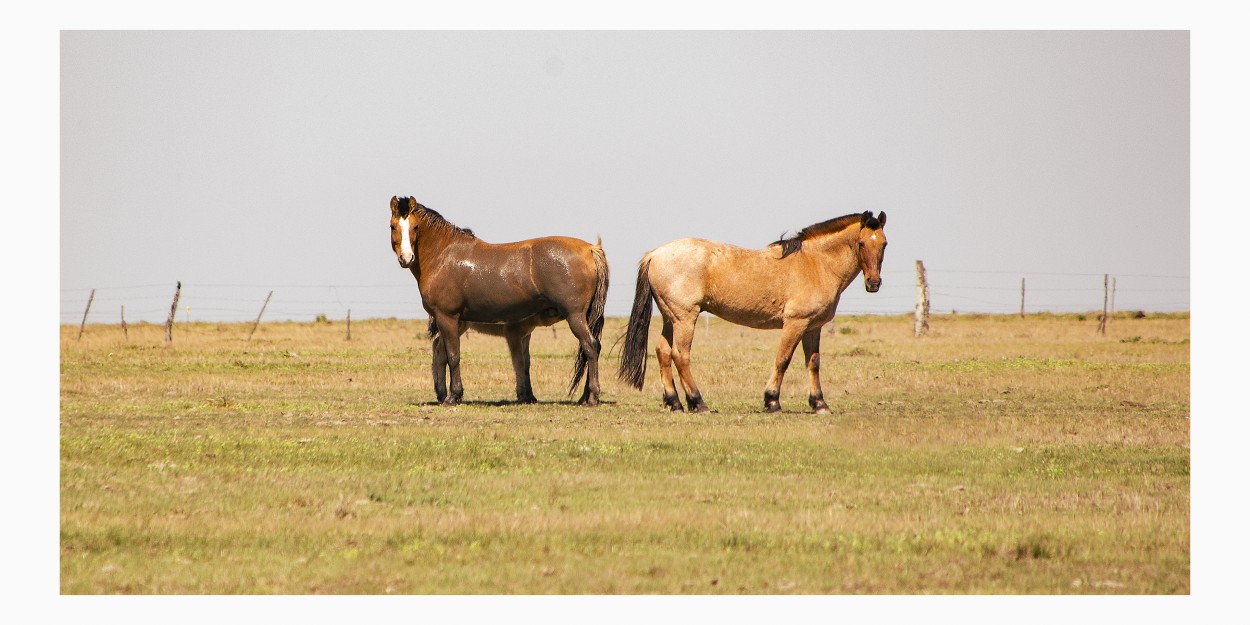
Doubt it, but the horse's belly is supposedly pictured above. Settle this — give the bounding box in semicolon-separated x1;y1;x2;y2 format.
704;304;784;330
461;301;559;323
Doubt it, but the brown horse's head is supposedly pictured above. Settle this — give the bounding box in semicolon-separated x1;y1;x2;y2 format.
857;211;887;292
390;196;420;268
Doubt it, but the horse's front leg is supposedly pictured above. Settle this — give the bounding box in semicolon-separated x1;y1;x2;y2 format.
505;324;538;404
763;320;808;413
801;329;831;414
432;313;465;405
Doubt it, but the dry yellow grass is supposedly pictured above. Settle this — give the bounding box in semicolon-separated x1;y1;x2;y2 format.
61;312;1189;594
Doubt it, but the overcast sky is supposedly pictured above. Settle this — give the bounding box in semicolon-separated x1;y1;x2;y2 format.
60;30;1188;322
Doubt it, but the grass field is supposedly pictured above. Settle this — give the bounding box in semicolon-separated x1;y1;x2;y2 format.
60;312;1189;594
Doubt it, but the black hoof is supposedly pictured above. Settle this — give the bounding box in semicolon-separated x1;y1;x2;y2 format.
515;395;539;405
763;391;781;413
809;395;830;414
687;395;710;413
662;394;684;412
578;397;601;408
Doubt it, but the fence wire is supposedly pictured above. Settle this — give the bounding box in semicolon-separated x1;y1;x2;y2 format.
60;268;1189;325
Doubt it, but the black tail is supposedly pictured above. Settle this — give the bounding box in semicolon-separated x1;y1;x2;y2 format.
617;257;654;390
569;238;610;396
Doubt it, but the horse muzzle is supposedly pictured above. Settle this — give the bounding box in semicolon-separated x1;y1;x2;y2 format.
865;278;881;293
398;254;415;268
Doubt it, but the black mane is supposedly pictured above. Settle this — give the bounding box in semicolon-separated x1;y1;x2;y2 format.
399;197;475;237
772;212;876;258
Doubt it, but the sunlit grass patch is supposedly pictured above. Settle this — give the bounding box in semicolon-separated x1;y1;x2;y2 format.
61;314;1189;593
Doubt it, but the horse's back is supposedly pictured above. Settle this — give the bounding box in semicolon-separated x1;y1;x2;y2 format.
521;236;599;284
528;235;598;260
646;238;782;286
484;235;603;315
644;238;791;327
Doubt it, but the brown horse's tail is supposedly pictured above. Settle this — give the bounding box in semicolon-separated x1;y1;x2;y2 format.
569;237;610;396
617;255;654;390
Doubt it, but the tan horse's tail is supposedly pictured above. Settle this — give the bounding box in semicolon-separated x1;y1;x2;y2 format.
569;237;610;396
617;255;654;390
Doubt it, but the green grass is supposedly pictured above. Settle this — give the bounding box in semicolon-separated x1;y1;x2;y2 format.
61;314;1189;594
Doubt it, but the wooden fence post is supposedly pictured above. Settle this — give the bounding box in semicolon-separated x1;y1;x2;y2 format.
77;288;95;340
121;305;128;340
165;282;181;345
346;309;352;341
1097;274;1108;335
914;260;930;337
1020;278;1025;318
247;290;273;341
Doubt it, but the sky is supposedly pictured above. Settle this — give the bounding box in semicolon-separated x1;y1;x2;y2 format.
59;30;1189;324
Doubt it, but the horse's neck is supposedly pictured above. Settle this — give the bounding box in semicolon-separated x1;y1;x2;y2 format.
804;226;862;284
414;228;472;278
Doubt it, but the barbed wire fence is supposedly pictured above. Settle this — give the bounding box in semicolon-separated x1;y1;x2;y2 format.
60;265;1189;333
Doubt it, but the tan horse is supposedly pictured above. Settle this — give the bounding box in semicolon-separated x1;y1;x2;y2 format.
390;196;609;406
617;211;887;413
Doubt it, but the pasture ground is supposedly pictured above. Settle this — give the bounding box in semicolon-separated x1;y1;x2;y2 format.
60;312;1189;594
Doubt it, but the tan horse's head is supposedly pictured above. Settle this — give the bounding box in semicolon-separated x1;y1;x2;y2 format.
390;196;420;268
856;211;887;292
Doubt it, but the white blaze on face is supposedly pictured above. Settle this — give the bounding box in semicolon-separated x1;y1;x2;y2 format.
399;216;414;260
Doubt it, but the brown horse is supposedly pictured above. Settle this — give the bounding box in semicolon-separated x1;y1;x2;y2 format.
617;211;887;413
389;196;609;406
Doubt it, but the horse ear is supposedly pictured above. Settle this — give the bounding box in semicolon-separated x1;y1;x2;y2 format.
860;211;873;226
877;211;887;227
390;196;399;215
407;197;419;212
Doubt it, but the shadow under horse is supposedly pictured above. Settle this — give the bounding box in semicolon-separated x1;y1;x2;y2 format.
390;196;609;406
617;210;887;414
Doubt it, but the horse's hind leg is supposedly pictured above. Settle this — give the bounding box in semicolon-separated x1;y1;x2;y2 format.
763;320;808;413
505;324;538;404
655;317;684;412
565;314;601;407
801;328;831;414
431;332;448;403
670;312;709;413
